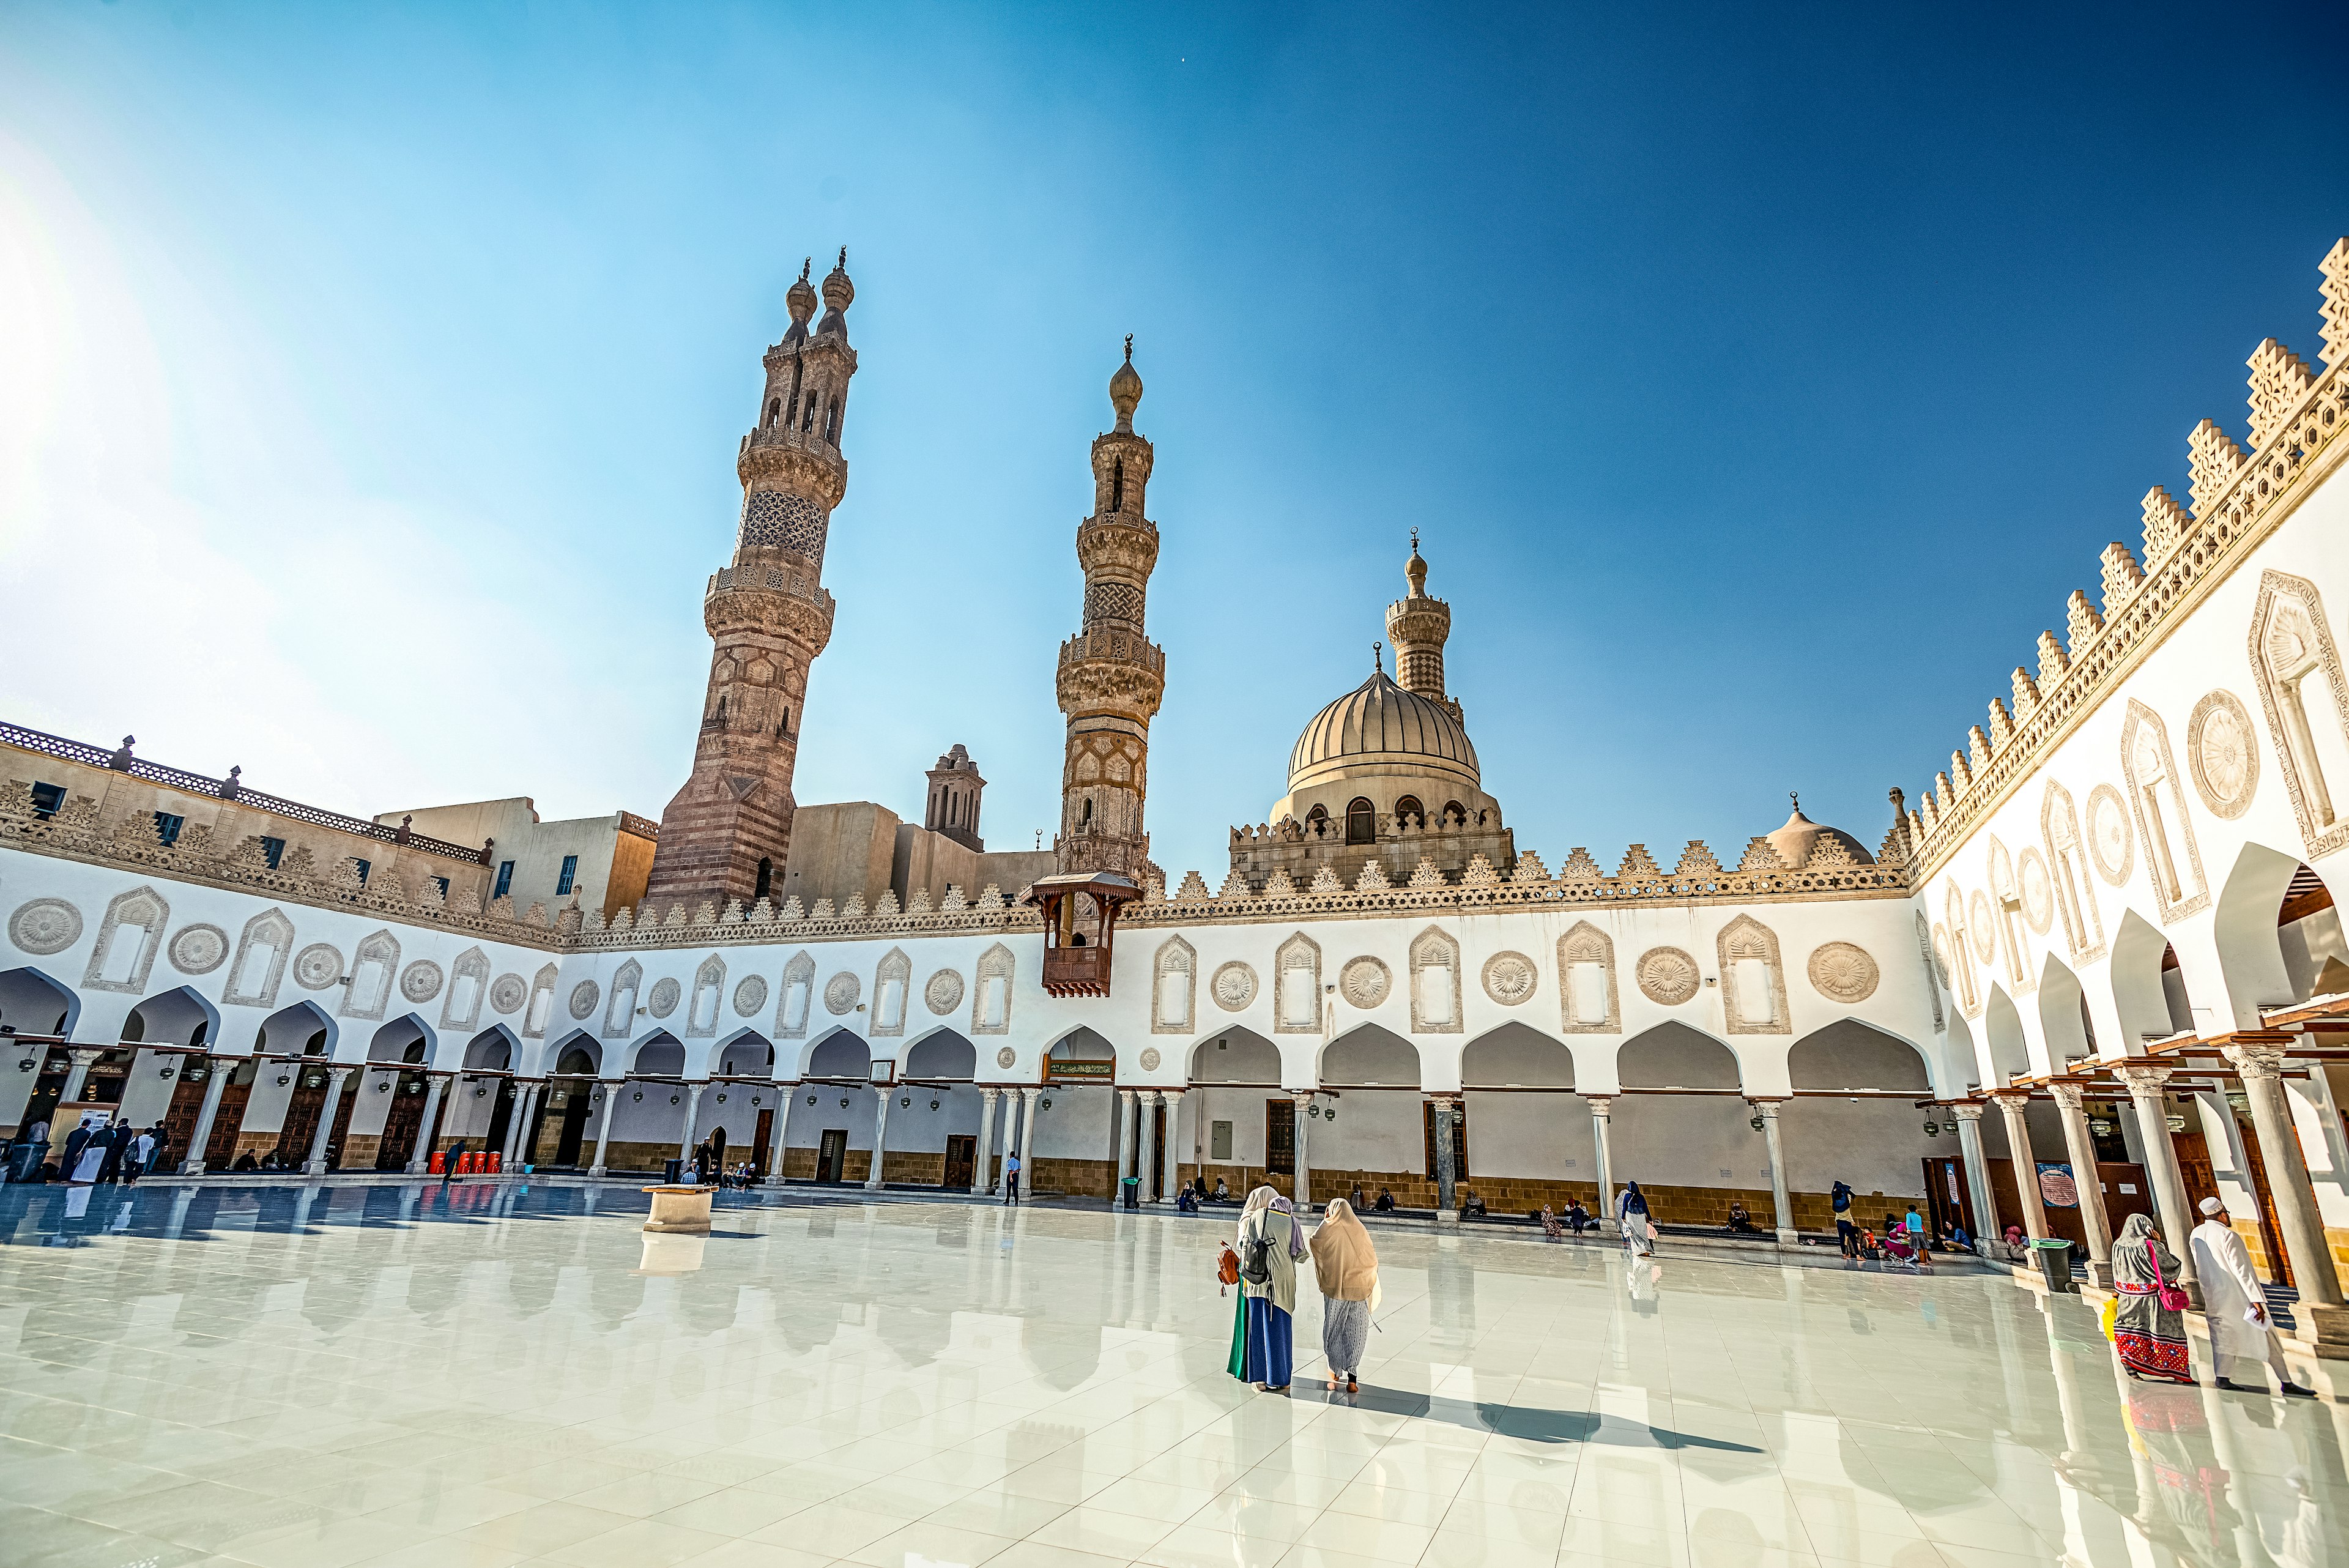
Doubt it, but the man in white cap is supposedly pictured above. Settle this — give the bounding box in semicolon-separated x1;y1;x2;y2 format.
2191;1197;2315;1397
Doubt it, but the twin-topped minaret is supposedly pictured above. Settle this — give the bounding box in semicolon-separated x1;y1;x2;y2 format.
1053;340;1165;882
645;251;858;908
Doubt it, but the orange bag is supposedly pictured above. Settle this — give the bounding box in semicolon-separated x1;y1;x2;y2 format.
1217;1245;1241;1294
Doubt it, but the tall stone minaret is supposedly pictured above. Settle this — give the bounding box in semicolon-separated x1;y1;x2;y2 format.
1053;339;1165;882
1386;530;1462;725
645;251;858;909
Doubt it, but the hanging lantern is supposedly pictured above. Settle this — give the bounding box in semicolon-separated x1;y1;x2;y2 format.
1923;1120;1939;1137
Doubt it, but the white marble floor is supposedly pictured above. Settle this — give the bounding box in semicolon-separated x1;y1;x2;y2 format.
1;1180;2345;1568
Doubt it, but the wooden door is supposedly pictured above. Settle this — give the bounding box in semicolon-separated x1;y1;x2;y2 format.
944;1134;976;1189
554;1087;593;1166
159;1068;213;1165
818;1129;847;1183
1151;1102;1167;1198
274;1076;329;1164
21;1059;70;1139
1922;1156;1974;1240
2232;1113;2296;1287
203;1066;254;1169
1422;1101;1469;1181
320;1079;360;1170
2174;1128;2221;1216
1266;1098;1295;1178
376;1077;428;1170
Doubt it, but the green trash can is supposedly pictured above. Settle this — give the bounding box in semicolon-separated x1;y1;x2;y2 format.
2029;1236;2077;1293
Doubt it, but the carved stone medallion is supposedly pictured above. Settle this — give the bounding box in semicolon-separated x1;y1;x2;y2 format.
1929;931;1952;986
489;973;528;1014
1482;951;1537;1006
996;1046;1017;1070
2087;784;2134;886
1806;942;1880;1003
1212;961;1257;1011
733;975;769;1017
399;960;444;1004
1635;947;1699;1006
568;980;599;1019
648;977;681;1018
2017;849;2054;934
168;923;229;975
9;899;83;956
1138;1046;1162;1071
1967;891;1997;966
2188;689;2260;820
294;943;344;990
825;972;861;1014
1339;956;1390;1008
924;969;965;1015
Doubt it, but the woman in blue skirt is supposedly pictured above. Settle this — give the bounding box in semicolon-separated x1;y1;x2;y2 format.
1232;1186;1307;1391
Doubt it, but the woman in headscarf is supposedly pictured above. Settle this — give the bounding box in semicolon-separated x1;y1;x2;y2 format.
2110;1212;2194;1383
1617;1181;1653;1258
1228;1185;1307;1391
1308;1197;1379;1392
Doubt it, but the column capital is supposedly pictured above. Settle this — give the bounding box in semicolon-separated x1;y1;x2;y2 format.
2113;1063;2174;1094
1987;1085;2033;1102
1584;1093;1613;1114
1146;1087;1167;1104
2047;1080;2088;1110
1118;1086;1137;1102
2219;1041;2290;1078
1291;1088;1315;1104
1951;1102;1987;1123
1749;1098;1784;1118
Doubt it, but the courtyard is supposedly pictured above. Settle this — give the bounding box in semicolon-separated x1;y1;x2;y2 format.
0;1181;2342;1568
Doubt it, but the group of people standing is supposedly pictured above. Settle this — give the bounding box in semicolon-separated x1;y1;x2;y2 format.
1227;1189;1380;1393
2110;1198;2317;1397
51;1117;166;1186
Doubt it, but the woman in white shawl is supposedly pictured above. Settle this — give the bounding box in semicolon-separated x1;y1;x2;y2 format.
1308;1198;1379;1391
1617;1181;1654;1258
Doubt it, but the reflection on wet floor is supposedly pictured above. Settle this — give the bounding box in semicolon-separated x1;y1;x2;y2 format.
0;1178;2345;1567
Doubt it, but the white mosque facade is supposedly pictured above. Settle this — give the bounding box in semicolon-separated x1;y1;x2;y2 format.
7;240;2349;1356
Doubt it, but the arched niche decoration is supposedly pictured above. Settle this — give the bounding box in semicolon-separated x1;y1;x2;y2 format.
1942;883;1980;1016
776;950;817;1039
2120;698;2210;921
524;964;558;1038
2250;570;2349;860
686;954;727;1037
1555;921;1620;1035
971;943;1014;1035
441;946;490;1031
83;885;169;995
341;929;399;1020
1407;925;1460;1035
1912;912;1944;1032
603;959;642;1038
1984;837;2033;994
2041;779;2106;964
1152;935;1197;1035
1716;913;1789;1035
223;906;295;1009
870;948;911;1038
1273;932;1323;1036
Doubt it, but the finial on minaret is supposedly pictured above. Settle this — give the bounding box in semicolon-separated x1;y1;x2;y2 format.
1374;641;1384;673
1404;532;1428;598
1790;790;1801;812
837;246;847;269
1108;336;1144;433
1124;333;1133;362
800;258;811;282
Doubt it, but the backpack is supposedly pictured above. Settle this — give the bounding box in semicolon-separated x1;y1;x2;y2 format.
1216;1245;1241;1294
1239;1223;1274;1287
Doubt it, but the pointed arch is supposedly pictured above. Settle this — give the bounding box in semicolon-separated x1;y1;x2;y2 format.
84;884;169;994
1716;913;1790;1035
904;1028;977;1081
2211;841;2306;1026
440;946;491;1031
870;948;911;1038
2041;779;2105;962
2038;951;2094;1066
524;963;558;1038
1190;1026;1281;1085
1320;1022;1421;1087
1406;925;1459;1035
2251;570;2349;858
547;1031;603;1078
257;998;336;1057
464;1024;520;1071
628;1030;686;1077
603;959;642;1038
971;943;1014;1035
776;950;817;1039
1462;1022;1574;1088
2112;908;2189;1046
804;1027;872;1080
340;929;399;1020
223;906;295;1009
1787;1019;1931;1091
125;985;220;1049
713;1029;775;1077
1274;931;1324;1035
686;953;727;1038
1152;935;1197;1034
1555;920;1620;1033
367;1013;436;1065
1981;986;2030;1084
2120;699;2209;920
0;967;78;1038
1616;1022;1740;1090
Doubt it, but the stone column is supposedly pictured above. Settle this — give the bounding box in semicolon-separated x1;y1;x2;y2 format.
403;1074;448;1175
1993;1091;2050;1242
1431;1094;1459;1221
2047;1081;2115;1288
58;1049;100;1104
299;1067;352;1174
766;1085;793;1186
1160;1090;1184;1202
179;1060;230;1175
588;1080;620;1176
866;1086;892;1190
677;1082;705;1171
2115;1063;2200;1304
1020;1085;1041;1169
504;1082;541;1169
2222;1041;2349;1351
1140;1090;1161;1202
1587;1094;1616;1233
978;1086;1001;1194
1292;1091;1315;1211
1951;1104;2002;1256
1755;1099;1797;1246
1115;1088;1137;1201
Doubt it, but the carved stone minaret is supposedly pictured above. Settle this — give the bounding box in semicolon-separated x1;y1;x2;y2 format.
644;251;858;910
1053;339;1165;882
1386;531;1463;726
925;744;985;852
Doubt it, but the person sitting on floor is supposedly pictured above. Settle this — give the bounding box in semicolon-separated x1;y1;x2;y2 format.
1460;1190;1487;1219
1726;1200;1759;1235
1349;1183;1365;1210
1176;1186;1198;1213
1212;1176;1231;1203
1540;1203;1565;1241
1374;1188;1395;1213
1565;1198;1592;1233
232;1151;259;1172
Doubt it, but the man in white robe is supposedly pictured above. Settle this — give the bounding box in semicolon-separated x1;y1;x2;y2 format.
2191;1197;2315;1397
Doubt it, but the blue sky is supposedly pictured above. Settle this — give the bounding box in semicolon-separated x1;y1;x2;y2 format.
3;3;2345;884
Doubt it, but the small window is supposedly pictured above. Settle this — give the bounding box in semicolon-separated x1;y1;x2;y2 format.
260;836;286;869
801;393;817;432
28;782;64;819
1110;456;1125;513
494;861;515;899
1443;800;1467;826
153;812;184;846
432;876;450;899
352;858;371;886
1345;798;1376;845
754;857;773;902
825;398;840;442
766;397;781;426
1304;804;1330;835
555;855;578;896
1394;795;1424;829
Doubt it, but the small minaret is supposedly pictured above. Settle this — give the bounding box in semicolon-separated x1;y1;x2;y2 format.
925;744;986;852
1386;530;1461;724
1053;338;1165;880
645;251;858;908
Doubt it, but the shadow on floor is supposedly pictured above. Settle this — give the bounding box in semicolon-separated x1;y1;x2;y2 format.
1290;1383;1761;1450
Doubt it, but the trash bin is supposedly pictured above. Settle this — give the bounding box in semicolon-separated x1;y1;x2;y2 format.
1121;1176;1140;1211
2030;1237;2077;1293
664;1157;685;1185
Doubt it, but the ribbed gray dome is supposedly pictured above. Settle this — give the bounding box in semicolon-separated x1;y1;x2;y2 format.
1289;671;1479;791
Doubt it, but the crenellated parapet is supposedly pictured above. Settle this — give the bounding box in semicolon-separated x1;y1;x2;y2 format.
1903;237;2349;877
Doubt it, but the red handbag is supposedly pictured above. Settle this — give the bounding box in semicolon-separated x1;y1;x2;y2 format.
2148;1245;2190;1313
